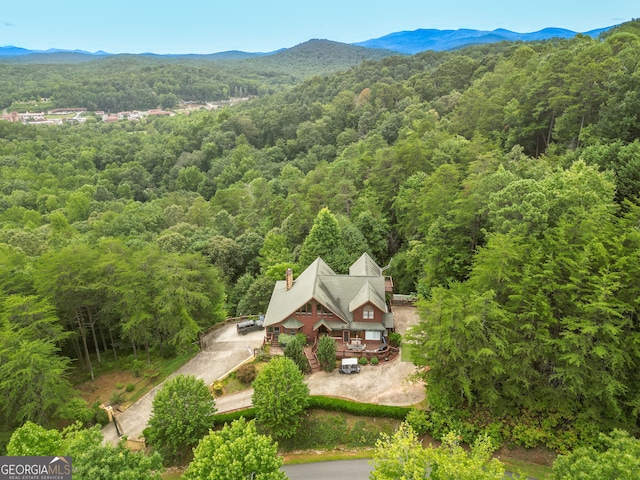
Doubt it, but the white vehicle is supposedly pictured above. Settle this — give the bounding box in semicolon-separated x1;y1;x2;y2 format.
339;357;360;374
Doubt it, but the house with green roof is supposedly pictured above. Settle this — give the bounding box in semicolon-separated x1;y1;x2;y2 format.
263;253;395;351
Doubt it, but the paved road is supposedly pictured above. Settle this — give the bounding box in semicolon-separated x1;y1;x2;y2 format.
102;324;265;445
284;459;373;480
283;460;536;480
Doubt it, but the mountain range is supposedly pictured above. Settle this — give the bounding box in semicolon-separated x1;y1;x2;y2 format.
0;25;614;61
355;26;612;54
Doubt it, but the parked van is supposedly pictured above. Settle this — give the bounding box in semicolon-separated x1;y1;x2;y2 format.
236;318;264;335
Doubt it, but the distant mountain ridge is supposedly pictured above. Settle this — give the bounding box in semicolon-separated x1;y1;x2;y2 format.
354;26;613;54
0;24;615;61
0;45;109;57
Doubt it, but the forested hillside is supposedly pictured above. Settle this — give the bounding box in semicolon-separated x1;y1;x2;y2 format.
1;20;640;452
0;40;396;112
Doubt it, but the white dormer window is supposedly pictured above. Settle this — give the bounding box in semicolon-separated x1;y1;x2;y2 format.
363;306;375;320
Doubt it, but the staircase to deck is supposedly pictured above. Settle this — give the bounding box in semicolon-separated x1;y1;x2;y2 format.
304;347;320;373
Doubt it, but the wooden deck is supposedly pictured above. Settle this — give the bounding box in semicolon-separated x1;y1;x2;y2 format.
264;334;400;370
329;338;399;362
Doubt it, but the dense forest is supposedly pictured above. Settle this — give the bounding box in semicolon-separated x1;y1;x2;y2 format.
0;40;395;112
1;20;640;453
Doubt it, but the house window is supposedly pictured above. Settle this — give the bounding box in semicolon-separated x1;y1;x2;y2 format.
297;303;312;316
363;306;375;320
365;330;381;341
317;303;331;317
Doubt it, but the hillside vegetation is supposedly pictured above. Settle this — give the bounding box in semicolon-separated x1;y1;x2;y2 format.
0;40;397;111
1;20;640;456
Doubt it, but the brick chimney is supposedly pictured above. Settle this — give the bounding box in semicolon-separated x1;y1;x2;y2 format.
286;268;293;291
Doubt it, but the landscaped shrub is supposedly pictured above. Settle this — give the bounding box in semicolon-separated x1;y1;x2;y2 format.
277;333;292;347
358;356;368;365
405;408;431;436
125;383;135;392
212;381;224;396
284;336;310;373
212;408;257;426
255;346;272;362
92;401;109;426
236;364;257;384
144;367;160;379
278;332;307;348
482;421;504;448
389;332;402;347
109;390;124;405
425;407;467;441
316;335;337;372
307;396;411;419
370;357;379;365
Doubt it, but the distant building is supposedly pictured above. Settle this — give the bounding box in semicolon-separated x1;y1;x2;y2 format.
49;108;87;114
0;112;19;123
147;109;173;116
17;112;45;121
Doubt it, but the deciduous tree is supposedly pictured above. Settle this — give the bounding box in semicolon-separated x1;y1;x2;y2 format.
182;418;286;480
552;430;640;480
371;424;507;480
145;375;217;464
252;357;309;439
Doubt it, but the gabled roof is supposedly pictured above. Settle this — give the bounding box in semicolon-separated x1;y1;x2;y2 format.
348;281;387;313
264;255;390;328
349;253;382;276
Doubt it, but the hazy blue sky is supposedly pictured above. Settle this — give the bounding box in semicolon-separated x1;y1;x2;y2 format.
1;1;636;54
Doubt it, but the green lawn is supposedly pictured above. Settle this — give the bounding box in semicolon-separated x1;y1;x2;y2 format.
401;344;415;362
501;457;554;479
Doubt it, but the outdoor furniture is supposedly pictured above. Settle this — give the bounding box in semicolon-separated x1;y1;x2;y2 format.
347;341;366;351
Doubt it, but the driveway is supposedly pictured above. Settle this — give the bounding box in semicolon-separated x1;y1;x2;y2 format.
102;324;265;445
103;306;424;444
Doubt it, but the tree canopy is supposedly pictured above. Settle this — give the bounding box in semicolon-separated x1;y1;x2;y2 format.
7;422;163;480
182;417;286;480
145;374;217;464
370;423;506;480
252;356;309;439
552;430;640;480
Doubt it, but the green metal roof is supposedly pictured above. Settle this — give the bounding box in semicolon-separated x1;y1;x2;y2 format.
348;280;387;313
264;255;393;332
349;322;387;331
281;318;304;329
312;318;348;331
349;253;382;276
